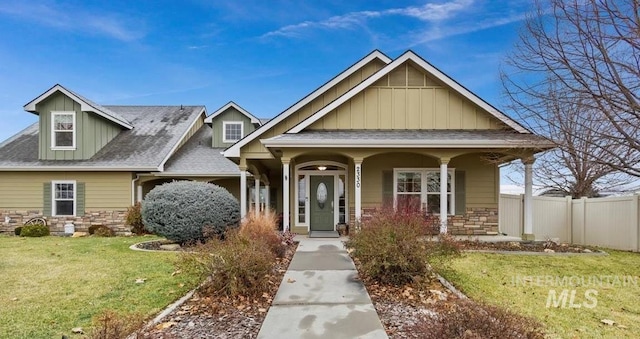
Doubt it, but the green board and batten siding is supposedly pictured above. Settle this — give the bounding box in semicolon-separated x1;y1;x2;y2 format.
37;92;122;160
210;108;258;148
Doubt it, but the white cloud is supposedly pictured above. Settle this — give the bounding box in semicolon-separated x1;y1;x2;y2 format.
0;2;144;41
261;0;474;39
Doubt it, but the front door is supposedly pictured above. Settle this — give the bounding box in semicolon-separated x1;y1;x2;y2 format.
310;175;334;231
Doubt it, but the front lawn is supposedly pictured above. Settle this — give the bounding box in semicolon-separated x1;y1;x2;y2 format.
0;235;199;338
442;250;640;338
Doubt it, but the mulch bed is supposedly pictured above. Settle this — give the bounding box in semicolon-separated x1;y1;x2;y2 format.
138;243;297;338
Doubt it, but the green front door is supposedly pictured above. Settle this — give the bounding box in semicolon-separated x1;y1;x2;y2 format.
310;175;334;231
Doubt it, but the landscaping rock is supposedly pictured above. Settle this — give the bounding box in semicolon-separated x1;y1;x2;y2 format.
508;242;521;248
583;248;593;253
71;232;88;238
544;248;555;253
71;327;83;334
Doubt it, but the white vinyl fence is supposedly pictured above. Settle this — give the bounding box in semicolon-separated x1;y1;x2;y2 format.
499;194;640;252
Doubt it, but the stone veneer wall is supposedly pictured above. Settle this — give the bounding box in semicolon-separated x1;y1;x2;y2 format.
351;207;499;235
0;210;130;235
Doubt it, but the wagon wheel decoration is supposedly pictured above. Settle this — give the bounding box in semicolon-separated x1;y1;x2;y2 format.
24;217;47;227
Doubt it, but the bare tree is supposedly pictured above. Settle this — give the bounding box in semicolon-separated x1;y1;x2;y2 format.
502;0;640;180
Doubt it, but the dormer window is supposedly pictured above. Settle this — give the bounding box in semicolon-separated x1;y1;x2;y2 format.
223;121;243;143
51;111;76;149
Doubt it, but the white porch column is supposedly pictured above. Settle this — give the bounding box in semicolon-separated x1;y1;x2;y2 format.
354;158;363;223
439;158;449;233
523;157;535;240
240;168;248;218
136;185;143;203
265;185;270;214
282;159;291;232
254;177;260;215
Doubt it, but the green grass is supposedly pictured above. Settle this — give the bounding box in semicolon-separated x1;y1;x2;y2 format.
0;235;199;338
442;250;640;338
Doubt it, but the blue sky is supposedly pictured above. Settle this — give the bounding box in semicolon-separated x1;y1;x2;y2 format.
0;0;534;142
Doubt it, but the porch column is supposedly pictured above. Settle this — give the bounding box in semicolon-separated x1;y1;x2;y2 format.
136;185;143;203
282;159;290;232
240;167;248;218
265;185;270;214
354;158;363;223
439;158;449;233
254;177;260;215
523;157;535;240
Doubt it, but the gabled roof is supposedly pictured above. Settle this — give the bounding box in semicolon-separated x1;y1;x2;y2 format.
162;125;240;176
0;105;205;171
23;84;134;130
204;101;262;125
223;50;393;157
288;50;529;134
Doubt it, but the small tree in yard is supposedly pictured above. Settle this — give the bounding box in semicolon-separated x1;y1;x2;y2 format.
142;181;240;243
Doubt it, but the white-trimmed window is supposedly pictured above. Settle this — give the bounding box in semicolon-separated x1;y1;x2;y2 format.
394;169;454;214
223;121;243;142
52;181;76;216
51;111;76;149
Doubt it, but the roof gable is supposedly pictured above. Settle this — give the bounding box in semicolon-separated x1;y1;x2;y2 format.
223;50;392;157
24;84;133;130
288;50;529;134
205;101;261;125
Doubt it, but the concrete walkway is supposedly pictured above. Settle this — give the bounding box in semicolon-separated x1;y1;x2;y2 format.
257;238;388;339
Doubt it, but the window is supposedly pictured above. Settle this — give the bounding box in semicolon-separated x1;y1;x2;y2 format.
394;169;454;214
223;122;243;142
52;181;75;216
51;112;76;149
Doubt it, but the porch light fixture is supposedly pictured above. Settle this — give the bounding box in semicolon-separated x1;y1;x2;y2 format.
318;166;327;171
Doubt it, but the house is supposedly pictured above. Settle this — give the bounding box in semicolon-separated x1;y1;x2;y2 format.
0;50;552;238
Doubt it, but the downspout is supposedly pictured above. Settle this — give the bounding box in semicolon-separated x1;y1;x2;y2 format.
132;174;141;205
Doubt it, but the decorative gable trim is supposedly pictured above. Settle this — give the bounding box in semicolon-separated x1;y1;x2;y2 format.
205;101;261;125
288;50;530;134
23;84;134;130
223;50;393;157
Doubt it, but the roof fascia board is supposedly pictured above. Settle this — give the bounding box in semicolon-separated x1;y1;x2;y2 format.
288;51;529;134
153;173;240;177
205;101;261;124
0;166;158;171
24;84;134;130
157;107;207;172
261;139;554;149
223;50;392;158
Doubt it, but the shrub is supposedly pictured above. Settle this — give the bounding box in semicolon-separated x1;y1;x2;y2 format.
410;299;545;339
345;205;459;286
93;225;115;237
177;230;275;297
20;223;49;237
14;226;22;236
88;224;100;235
87;309;145;339
142;181;240;244
239;211;286;257
125;202;146;235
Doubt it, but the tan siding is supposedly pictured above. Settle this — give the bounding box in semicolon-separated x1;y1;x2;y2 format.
306;60;508;131
0;172;132;210
240;59;386;157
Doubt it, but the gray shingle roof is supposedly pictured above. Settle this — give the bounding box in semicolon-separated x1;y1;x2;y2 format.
0;105;205;170
163;125;240;175
262;129;553;148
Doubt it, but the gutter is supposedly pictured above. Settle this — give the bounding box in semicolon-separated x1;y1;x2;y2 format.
131;173;141;205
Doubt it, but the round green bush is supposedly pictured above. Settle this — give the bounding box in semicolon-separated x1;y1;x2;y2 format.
142;181;240;243
14;226;23;236
20;224;50;237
